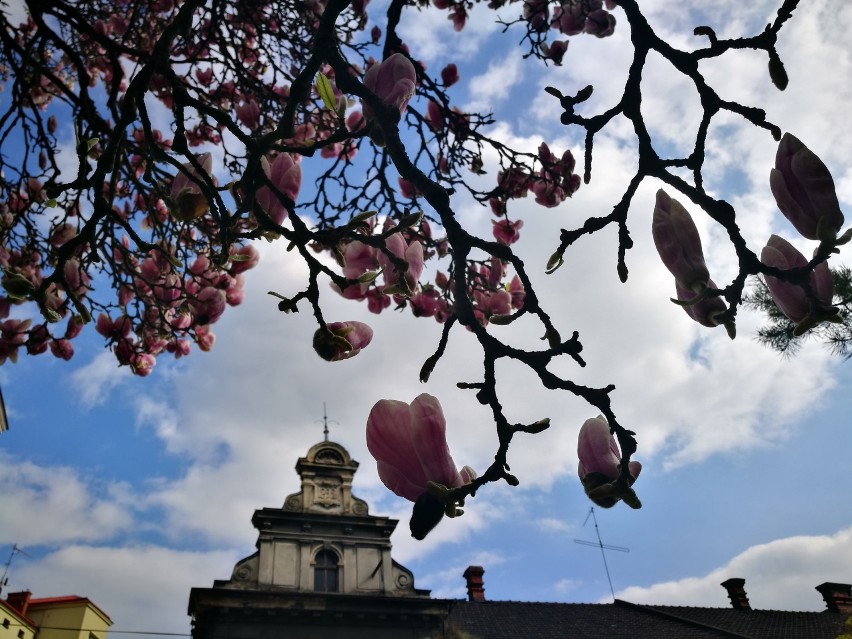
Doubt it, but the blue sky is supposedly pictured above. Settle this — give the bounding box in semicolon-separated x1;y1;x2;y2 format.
3;0;852;636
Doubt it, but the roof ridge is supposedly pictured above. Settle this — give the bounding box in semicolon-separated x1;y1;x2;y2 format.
615;599;754;639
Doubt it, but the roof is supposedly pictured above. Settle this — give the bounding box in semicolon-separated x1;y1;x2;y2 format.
0;598;36;628
28;595;113;624
28;596;88;606
447;599;850;639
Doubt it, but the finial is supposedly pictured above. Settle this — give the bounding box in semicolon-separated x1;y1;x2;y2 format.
316;403;338;442
322;402;329;441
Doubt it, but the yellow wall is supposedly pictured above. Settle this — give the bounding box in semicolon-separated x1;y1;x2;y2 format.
25;601;110;639
0;603;36;639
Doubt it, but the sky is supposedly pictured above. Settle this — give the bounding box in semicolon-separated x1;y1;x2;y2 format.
2;0;852;636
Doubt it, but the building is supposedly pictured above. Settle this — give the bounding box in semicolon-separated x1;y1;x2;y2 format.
188;438;852;639
189;438;451;639
1;591;111;639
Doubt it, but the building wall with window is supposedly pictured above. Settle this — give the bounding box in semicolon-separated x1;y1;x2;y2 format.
0;598;36;639
189;439;450;639
26;597;111;639
0;593;110;639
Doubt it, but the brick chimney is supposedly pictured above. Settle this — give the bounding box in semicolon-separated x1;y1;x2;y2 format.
463;565;485;602
721;578;751;610
815;582;852;613
6;591;31;616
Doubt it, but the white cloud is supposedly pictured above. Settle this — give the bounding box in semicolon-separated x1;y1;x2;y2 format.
397;2;514;67
0;454;135;545
465;53;523;113
69;351;130;409
537;517;574;534
10;545;240;637
554;577;581;593
418;551;508;599
616;525;852;611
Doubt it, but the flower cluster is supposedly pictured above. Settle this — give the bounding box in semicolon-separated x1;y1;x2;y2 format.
488;143;581;246
332;216;525;328
530;142;582;208
428;0;617;58
758;134;845;334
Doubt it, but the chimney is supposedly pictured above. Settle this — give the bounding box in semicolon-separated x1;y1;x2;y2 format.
6;591;31;616
815;582;852;613
463;565;485;602
721;578;751;610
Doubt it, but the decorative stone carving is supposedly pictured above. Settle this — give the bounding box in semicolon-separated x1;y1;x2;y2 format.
284;493;302;511
314;447;345;465
352;498;369;516
313;479;342;509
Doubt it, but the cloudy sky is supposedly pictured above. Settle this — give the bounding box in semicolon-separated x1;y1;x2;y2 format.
3;0;852;636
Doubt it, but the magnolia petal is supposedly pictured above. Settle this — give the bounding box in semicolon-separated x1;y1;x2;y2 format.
367;399;430;490
409;394;463;489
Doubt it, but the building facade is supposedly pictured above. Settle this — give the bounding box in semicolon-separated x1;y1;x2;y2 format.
188;439;450;639
189;438;852;639
1;592;111;639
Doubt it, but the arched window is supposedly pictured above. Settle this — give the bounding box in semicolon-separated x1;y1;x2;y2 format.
314;549;339;592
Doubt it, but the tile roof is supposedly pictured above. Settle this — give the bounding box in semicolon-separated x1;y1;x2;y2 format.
447;599;850;639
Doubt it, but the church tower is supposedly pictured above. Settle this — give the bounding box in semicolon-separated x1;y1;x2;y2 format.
188;438;451;638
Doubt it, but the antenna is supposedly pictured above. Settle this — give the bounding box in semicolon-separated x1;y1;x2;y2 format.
317;403;338;442
0;383;8;432
1;544;31;595
574;507;629;600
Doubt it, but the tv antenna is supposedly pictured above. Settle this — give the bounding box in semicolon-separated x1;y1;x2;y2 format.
1;544;31;596
574;507;629;600
317;403;338;442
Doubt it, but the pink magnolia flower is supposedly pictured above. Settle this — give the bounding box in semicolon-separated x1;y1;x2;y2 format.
585;8;616;37
540;40;569;65
492;218;523;245
366;288;391;313
342;240;378;279
475;288;512;318
675;279;728;329
497;167;531;199
367;394;475;538
169;152;213;222
363;53;417;120
397;177;419;199
652;189;710;292
378;234;423;294
195;67;214;86
577;416;641;509
523;0;549;31
50;338;74;361
229;244;260;275
761;234;836;335
256;152;301;225
448;5;467;31
425;100;443;132
440;64;459;87
552;2;585;35
769;133;844;241
190;287;227;325
313;320;373;361
235;100;260;129
409;289;442;318
346;110;366;132
509;274;525;309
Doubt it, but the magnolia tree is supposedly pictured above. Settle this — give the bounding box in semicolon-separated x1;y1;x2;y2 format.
0;0;847;537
